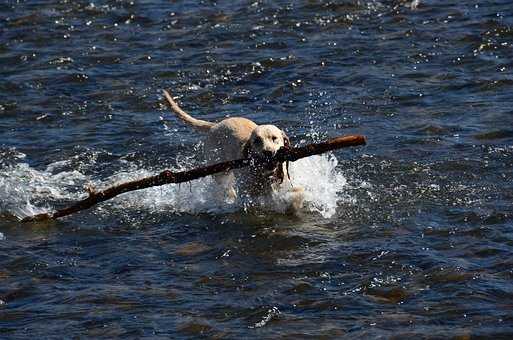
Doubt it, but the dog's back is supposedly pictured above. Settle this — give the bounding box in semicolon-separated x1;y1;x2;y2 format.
163;90;256;162
204;117;256;163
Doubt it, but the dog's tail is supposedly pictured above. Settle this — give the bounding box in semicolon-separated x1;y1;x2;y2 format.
163;90;215;132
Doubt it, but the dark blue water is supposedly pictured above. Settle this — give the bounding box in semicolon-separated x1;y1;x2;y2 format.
1;0;513;338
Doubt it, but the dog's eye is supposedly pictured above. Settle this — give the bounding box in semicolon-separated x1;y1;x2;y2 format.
272;136;277;142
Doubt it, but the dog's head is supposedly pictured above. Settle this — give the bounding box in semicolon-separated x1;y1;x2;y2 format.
243;125;290;182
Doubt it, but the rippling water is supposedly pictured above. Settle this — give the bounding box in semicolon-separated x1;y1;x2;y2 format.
1;0;513;338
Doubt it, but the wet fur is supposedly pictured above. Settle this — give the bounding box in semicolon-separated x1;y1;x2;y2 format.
163;90;304;212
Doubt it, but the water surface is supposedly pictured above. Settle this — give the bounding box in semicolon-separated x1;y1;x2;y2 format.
1;0;513;338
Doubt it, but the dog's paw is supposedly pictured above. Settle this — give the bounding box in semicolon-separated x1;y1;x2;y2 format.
286;186;305;215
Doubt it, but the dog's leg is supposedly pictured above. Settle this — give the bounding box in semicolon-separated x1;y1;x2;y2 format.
286;186;305;214
212;172;237;203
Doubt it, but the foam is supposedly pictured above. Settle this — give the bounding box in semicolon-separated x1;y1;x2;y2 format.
0;150;348;220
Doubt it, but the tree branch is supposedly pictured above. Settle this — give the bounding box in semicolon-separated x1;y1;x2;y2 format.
21;134;366;222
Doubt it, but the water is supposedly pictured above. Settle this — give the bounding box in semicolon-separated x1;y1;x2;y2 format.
1;0;512;337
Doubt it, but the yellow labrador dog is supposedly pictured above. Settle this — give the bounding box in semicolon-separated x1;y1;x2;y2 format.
163;90;304;213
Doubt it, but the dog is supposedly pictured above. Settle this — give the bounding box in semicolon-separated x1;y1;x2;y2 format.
163;89;304;213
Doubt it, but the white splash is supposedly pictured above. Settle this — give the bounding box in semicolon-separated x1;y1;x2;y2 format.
0;162;87;219
288;154;347;218
107;153;347;218
0;152;347;220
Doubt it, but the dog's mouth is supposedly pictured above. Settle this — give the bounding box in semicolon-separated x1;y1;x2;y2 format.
249;155;278;174
247;151;284;180
258;154;278;172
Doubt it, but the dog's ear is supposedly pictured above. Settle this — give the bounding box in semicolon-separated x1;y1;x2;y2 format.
282;130;290;148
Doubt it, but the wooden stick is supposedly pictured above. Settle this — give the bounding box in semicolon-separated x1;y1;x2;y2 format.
21;134;365;222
